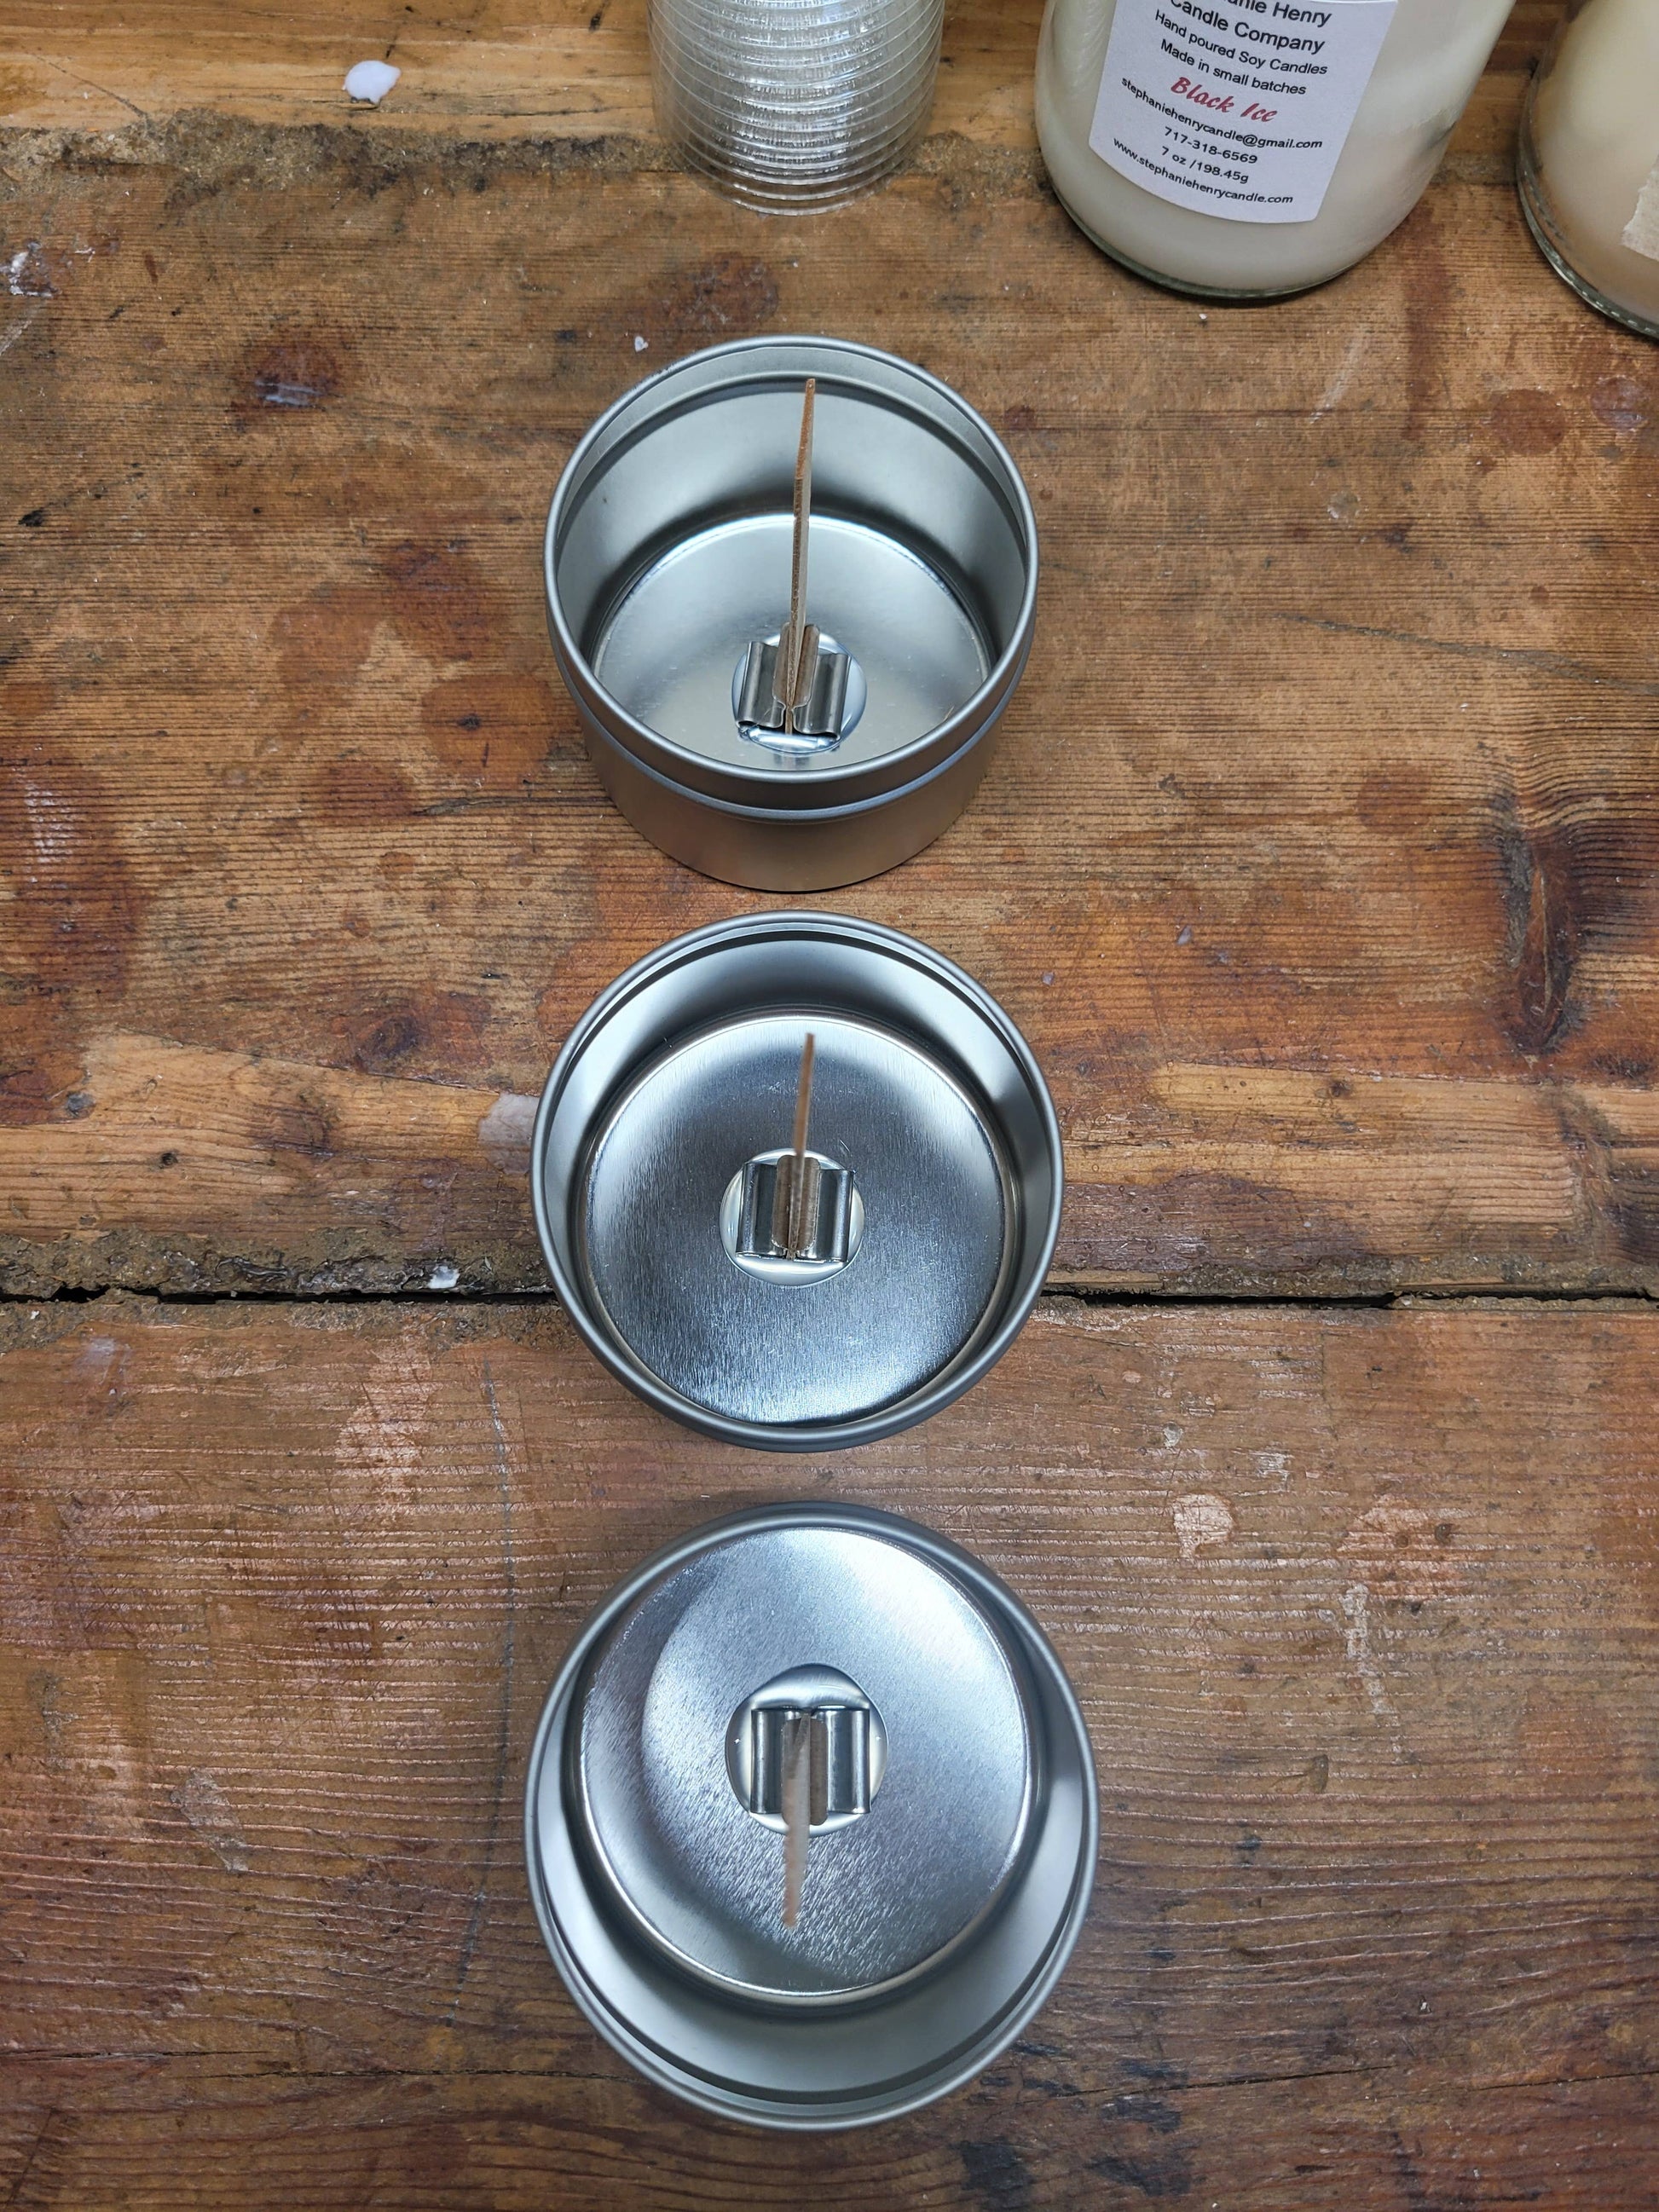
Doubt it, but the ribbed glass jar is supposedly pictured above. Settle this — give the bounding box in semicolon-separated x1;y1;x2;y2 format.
649;0;947;211
1517;0;1659;340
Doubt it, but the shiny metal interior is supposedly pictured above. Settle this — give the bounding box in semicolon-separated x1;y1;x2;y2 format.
531;914;1062;1452
543;338;1037;888
523;1504;1098;2130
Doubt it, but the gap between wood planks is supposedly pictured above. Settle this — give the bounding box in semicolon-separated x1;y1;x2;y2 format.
3;2056;1655;2100
1;1283;1653;1310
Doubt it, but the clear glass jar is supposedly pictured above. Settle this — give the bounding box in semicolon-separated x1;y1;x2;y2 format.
649;0;947;211
1035;0;1512;297
1517;0;1659;340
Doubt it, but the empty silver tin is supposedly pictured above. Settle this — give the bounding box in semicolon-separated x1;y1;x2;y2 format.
530;913;1063;1452
543;337;1038;891
523;1502;1097;2128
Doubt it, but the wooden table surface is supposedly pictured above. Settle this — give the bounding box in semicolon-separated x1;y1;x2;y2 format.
3;3;1656;2203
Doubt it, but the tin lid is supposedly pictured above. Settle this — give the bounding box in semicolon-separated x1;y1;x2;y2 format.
571;1518;1036;2003
534;914;1063;1452
577;1011;1012;1429
525;1503;1098;2130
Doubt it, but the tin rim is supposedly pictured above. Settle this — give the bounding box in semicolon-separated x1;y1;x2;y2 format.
564;1491;1035;2008
523;1501;1099;2130
529;913;1064;1452
575;648;1031;827
542;336;1039;811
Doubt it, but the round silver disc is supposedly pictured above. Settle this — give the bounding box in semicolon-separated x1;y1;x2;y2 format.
576;1014;1013;1428
591;513;989;776
574;1522;1034;2001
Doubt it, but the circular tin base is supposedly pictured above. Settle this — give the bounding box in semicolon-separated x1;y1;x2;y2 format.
524;1505;1098;2130
596;515;977;774
578;1012;1011;1429
573;1519;1034;2002
531;915;1062;1452
544;338;1037;892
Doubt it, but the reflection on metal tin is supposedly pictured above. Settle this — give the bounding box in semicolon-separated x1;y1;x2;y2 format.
543;337;1038;892
531;914;1062;1453
524;1503;1097;2130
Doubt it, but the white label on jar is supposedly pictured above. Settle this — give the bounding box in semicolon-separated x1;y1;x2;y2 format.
1622;155;1659;265
1089;0;1398;225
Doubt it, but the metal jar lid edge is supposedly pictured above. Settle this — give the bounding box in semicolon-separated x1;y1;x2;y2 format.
529;915;1064;1452
522;1502;1099;2130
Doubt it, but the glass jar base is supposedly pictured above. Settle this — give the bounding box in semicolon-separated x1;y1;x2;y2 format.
1517;159;1659;342
1048;186;1348;303
675;141;916;215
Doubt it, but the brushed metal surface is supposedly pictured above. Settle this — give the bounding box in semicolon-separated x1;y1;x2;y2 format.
574;1523;1032;2001
531;914;1062;1451
579;1012;1010;1427
596;515;981;773
523;1504;1098;2130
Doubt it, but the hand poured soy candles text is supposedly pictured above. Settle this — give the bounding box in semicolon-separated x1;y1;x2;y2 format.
1035;0;1511;296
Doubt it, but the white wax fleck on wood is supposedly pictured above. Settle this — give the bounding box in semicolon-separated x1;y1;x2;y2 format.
344;60;402;104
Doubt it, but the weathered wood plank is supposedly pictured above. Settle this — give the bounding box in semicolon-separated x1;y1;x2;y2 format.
0;2061;1654;2209
0;3;1566;158
0;0;1043;150
0;1295;1655;2207
3;103;1657;1299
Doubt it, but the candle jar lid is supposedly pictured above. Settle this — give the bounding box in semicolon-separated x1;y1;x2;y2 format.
575;1515;1034;2001
543;338;1038;889
525;1504;1098;2128
531;914;1062;1451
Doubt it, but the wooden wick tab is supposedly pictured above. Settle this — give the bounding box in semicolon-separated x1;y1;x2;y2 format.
781;1712;812;1930
772;1032;818;1259
777;378;817;736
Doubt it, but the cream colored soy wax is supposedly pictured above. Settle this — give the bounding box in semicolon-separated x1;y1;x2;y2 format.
1036;0;1511;297
1519;0;1659;338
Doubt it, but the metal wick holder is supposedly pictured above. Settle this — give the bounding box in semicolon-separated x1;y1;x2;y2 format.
725;1666;887;1835
720;1030;865;1284
721;1148;864;1285
745;1150;853;1262
736;632;852;755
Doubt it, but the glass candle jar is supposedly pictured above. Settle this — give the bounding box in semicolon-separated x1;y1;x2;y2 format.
1517;0;1659;340
1035;0;1512;297
649;0;947;211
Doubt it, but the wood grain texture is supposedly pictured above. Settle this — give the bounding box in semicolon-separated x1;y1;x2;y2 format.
0;0;1041;149
0;3;1558;153
4;12;1656;2204
0;1293;1655;2204
4;38;1658;1302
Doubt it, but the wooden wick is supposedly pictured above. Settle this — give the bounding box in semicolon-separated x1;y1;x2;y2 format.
781;1712;812;1930
785;1032;815;1256
777;378;817;736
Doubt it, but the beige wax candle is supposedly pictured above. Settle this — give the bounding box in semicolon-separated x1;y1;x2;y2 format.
1035;0;1511;296
1521;0;1659;336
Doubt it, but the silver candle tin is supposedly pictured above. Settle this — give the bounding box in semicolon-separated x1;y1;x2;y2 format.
524;1502;1097;2129
530;913;1062;1452
543;337;1038;891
